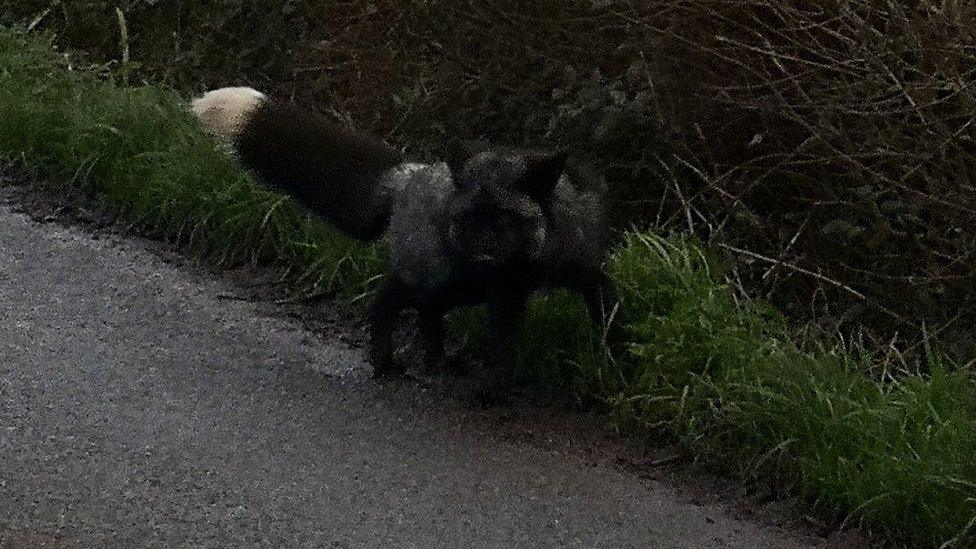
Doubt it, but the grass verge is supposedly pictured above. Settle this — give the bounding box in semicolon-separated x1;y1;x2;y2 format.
0;29;384;301
2;28;975;546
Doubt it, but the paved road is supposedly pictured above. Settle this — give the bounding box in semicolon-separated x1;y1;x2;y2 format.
0;201;822;547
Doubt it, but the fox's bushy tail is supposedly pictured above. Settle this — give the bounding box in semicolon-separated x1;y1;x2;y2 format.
191;87;403;240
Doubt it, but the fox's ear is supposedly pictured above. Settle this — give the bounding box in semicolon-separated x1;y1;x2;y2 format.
521;150;568;200
446;142;466;181
446;140;482;183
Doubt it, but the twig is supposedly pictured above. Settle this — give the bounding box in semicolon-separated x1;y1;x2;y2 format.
762;212;810;280
719;243;911;326
656;157;695;233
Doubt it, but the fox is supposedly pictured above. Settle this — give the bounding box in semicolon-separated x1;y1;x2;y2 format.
191;87;617;382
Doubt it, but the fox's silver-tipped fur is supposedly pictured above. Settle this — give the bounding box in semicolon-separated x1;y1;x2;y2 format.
191;87;267;144
190;91;615;384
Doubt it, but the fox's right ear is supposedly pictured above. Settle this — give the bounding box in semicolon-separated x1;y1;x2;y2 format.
446;142;467;182
445;140;485;182
520;150;568;201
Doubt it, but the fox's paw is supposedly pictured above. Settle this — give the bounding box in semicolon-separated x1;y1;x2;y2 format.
421;352;469;377
472;367;520;406
371;359;405;380
443;354;470;377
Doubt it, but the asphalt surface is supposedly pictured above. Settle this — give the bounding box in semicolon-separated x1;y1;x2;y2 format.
0;200;826;547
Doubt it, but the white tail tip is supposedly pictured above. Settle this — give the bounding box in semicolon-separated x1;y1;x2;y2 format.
191;87;267;143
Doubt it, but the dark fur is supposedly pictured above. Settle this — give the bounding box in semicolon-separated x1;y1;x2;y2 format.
374;147;616;381
234;102;403;240
228;100;615;382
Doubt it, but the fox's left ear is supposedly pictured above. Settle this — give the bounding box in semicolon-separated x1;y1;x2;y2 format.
446;141;468;180
521;150;568;200
446;140;486;182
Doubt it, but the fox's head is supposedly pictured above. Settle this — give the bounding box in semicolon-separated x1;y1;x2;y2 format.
444;147;567;267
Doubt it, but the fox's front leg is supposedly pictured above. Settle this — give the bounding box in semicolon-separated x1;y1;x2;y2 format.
370;278;407;378
485;290;529;387
417;304;446;372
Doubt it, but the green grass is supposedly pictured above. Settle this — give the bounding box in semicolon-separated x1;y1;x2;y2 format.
2;28;975;546
603;233;976;545
0;29;384;301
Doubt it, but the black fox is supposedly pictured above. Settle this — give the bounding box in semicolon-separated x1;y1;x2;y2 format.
192;87;616;380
